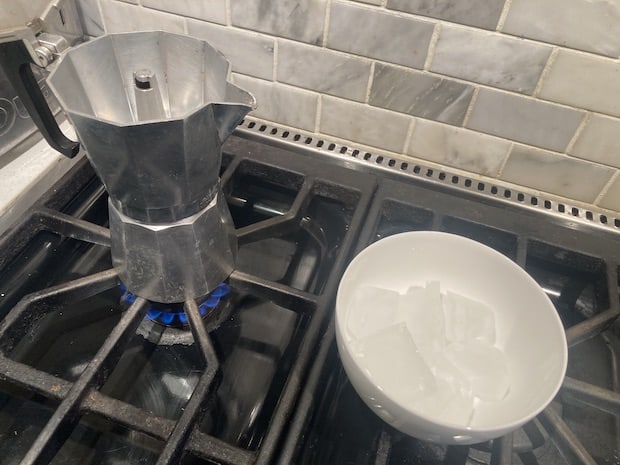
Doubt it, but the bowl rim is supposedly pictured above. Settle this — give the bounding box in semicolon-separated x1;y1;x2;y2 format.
335;230;569;434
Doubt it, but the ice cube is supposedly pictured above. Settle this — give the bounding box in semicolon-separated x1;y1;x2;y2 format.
443;291;496;344
469;398;500;428
445;341;510;401
347;285;401;340
413;352;475;426
398;281;446;356
355;322;437;404
431;351;473;398
432;382;475;426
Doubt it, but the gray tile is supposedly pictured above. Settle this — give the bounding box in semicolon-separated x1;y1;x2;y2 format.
539;50;620;118
231;0;327;45
569;114;620;169
187;20;274;80
387;0;504;29
501;145;614;203
277;40;371;102
503;0;620;58
321;96;411;153
430;25;551;94
327;1;434;68
407;119;510;176
142;0;226;24
232;74;318;131
76;0;105;37
466;89;584;152
598;175;620;211
370;63;474;125
100;0;185;34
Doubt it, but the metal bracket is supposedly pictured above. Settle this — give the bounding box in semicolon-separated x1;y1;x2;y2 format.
0;0;83;68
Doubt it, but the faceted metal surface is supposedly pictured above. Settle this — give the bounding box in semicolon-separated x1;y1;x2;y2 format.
109;189;237;303
46;31;254;301
48;31;255;223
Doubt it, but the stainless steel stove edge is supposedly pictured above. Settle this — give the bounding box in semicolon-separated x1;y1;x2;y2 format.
236;116;620;237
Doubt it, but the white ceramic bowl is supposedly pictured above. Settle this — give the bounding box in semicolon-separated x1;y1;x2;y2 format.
336;231;567;445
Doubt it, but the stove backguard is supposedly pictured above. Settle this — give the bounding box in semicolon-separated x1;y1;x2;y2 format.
0;118;619;465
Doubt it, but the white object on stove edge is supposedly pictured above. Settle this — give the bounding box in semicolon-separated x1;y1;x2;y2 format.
336;231;567;445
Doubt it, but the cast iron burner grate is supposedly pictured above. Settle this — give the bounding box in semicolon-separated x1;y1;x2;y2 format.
0;119;619;465
0;131;374;465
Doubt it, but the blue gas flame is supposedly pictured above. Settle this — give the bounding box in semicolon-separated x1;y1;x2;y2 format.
119;283;230;327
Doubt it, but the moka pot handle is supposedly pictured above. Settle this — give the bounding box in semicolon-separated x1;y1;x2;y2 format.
0;40;79;158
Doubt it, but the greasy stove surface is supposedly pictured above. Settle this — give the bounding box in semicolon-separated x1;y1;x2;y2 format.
0;119;619;465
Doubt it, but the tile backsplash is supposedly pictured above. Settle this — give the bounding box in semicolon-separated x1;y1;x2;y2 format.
76;0;620;211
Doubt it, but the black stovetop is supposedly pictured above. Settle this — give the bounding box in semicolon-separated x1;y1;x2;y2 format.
0;119;619;465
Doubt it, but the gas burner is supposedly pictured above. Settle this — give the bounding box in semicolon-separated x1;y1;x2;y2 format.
119;283;231;328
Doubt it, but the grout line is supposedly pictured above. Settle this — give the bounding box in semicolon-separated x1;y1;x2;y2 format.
213;25;615;118
316;0;620;62
461;87;480;127
321;52;587;115
402;118;416;154
381;0;388;7
272;39;279;82
423;22;441;70
225;0;232;26
495;0;512;31
182;17;188;34
533;47;559;97
565;112;591;153
315;95;323;133
235;74;619;175
322;0;332;47
364;61;376;103
97;0;108;33
594;171;620;205
496;142;514;178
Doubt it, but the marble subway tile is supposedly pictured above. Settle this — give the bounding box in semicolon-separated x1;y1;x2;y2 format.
231;0;327;45
232;74;318;131
598;175;620;211
187;20;274;80
76;0;105;36
369;63;474;125
539;50;620;118
387;0;505;29
406;119;510;176
327;1;434;68
503;0;620;58
500;145;614;203
277;40;371;102
100;0;185;34
142;0;226;24
320;96;411;153
569;114;620;169
466;89;584;152
430;25;551;94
